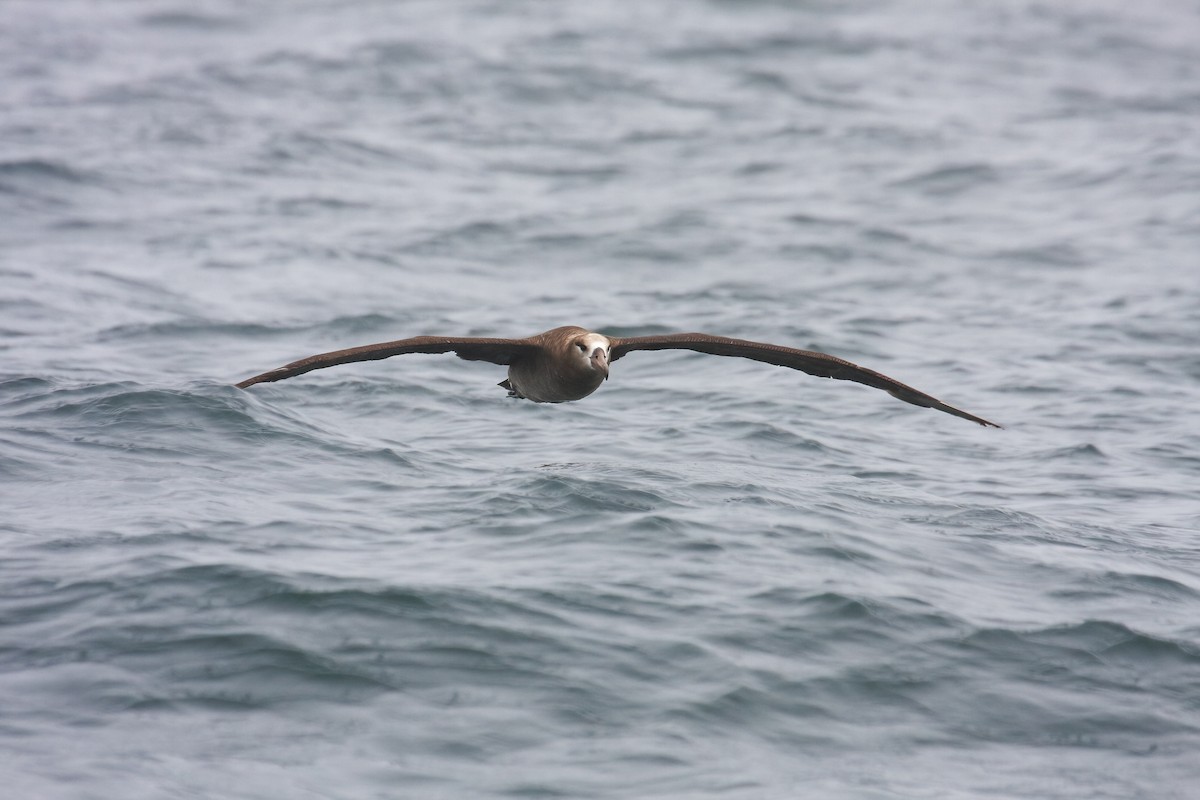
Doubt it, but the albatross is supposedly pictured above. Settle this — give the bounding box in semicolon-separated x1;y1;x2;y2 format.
236;326;1000;427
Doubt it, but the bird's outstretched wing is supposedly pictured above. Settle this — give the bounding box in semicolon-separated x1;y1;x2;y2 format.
608;332;1000;428
236;336;538;388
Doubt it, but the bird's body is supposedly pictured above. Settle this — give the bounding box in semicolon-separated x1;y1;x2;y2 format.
501;327;610;403
236;325;1000;427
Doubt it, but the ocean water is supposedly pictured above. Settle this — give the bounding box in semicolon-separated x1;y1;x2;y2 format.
3;1;1199;797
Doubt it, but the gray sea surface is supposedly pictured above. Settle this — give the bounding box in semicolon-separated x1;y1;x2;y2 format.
3;1;1200;798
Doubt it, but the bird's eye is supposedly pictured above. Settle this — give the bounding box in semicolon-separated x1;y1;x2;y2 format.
576;343;587;351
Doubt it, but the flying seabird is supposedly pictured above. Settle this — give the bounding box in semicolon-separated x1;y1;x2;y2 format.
236;326;1000;427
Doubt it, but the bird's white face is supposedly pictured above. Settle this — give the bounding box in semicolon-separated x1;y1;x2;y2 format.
573;333;611;378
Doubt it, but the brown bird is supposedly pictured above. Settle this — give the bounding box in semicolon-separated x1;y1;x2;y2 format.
235;325;1000;427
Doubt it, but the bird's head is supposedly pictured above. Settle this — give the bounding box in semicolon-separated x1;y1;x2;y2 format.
571;333;611;379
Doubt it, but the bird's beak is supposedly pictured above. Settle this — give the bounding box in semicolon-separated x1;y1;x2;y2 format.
591;347;609;379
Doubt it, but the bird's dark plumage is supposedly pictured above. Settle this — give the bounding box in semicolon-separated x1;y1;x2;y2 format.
236;325;1001;427
235;336;539;388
